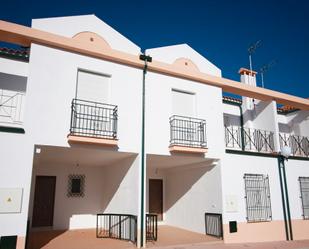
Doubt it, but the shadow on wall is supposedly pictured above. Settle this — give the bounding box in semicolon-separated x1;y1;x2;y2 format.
30;152;137;230
164;162;215;213
242;100;271;125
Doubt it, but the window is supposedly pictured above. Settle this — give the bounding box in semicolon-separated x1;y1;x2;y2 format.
67;174;85;197
172;89;195;117
299;177;309;219
76;70;110;103
244;174;272;222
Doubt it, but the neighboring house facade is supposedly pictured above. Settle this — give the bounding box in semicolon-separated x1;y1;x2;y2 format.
0;15;309;249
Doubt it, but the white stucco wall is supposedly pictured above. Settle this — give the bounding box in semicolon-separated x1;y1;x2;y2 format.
164;163;222;234
144;71;225;159
221;154;284;223
285;159;309;220
32;15;140;55
0;57;28;77
1;36;142;238
146;44;221;77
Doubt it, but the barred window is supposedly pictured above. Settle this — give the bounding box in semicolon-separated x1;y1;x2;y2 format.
244;174;272;222
299;177;309;219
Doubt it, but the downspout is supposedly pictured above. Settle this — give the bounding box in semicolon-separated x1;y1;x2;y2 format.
239;105;245;151
277;156;290;240
139;53;152;248
281;157;293;240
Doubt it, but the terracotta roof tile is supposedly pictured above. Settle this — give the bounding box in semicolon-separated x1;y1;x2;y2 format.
0;47;29;60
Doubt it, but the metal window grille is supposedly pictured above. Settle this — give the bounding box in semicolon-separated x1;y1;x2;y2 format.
146;214;158;241
280;133;309;157
70;98;118;139
170;115;206;148
96;214;137;244
205;213;223;238
299;177;309;219
244;174;272;222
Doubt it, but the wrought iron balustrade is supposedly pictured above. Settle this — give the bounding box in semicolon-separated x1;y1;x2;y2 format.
225;126;275;153
96;213;137;243
70;98;118;139
205;213;223;238
146;214;158;241
225;125;242;149
170;115;207;148
279;133;309;157
243;127;274;153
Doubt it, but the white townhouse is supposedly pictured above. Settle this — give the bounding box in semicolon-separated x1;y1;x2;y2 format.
0;15;309;249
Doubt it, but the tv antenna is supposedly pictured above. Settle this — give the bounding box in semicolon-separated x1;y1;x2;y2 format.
248;40;262;72
259;60;276;88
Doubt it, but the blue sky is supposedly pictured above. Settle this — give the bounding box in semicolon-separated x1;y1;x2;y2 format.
1;0;308;98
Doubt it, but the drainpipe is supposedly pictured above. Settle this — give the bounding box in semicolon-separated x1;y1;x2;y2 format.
239;105;245;151
139;52;152;248
277;156;290;240
278;155;293;240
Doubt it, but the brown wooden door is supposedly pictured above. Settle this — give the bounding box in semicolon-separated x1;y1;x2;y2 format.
32;176;56;227
149;179;163;221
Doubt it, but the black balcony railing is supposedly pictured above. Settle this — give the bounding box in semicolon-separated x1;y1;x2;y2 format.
205;213;223;238
170;115;206;148
70;99;118;139
96;213;137;244
225;126;274;153
146;214;158;241
225;125;242;150
243;127;274;153
279;133;309;157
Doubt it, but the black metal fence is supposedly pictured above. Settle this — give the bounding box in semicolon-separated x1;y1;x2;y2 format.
96;214;137;243
170;115;206;148
244;174;272;222
299;177;309;219
146;214;158;241
205;213;223;238
225;126;274;153
280;133;309;157
70;98;118;139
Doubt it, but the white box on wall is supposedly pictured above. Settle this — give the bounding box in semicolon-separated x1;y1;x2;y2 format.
0;188;23;213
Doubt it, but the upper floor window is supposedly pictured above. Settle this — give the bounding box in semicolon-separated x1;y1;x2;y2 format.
172;89;195;117
299;177;309;219
0;72;27;127
244;174;272;222
76;70;110;104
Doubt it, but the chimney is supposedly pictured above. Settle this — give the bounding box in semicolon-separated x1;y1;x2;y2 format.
239;68;257;111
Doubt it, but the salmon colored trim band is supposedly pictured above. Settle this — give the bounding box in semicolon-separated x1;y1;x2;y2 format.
1;20;309;110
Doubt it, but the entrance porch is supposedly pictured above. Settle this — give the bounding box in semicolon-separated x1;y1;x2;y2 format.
27;145;139;248
146;153;223;240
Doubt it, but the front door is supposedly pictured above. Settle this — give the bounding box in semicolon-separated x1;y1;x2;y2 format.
32;176;56;227
149;179;163;221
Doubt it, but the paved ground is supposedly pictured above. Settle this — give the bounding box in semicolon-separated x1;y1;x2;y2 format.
28;227;309;249
152;240;309;249
148;225;220;247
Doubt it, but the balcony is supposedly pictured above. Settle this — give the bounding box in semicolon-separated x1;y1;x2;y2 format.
68;98;118;146
169;115;207;153
279;133;309;157
225;126;275;153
